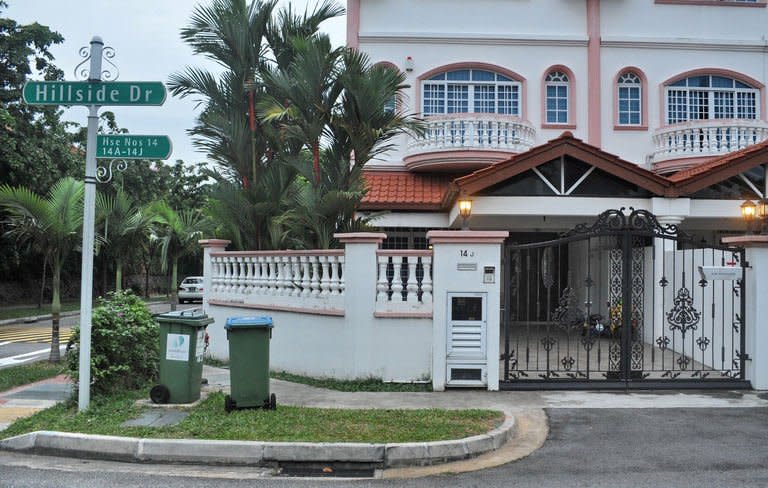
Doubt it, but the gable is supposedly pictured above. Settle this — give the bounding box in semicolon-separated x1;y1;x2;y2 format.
455;132;672;197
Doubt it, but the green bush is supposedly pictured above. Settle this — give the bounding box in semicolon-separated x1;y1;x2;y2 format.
66;291;159;395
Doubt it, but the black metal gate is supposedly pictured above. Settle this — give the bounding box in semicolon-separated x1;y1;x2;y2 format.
501;208;748;389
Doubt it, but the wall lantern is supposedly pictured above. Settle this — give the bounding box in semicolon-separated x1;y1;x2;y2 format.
458;198;473;230
741;198;767;234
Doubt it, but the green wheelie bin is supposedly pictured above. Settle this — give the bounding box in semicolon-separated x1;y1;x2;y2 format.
150;309;214;404
224;316;275;411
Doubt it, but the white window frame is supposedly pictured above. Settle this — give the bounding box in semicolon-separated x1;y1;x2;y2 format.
545;71;570;125
664;75;760;124
421;69;521;117
617;72;642;126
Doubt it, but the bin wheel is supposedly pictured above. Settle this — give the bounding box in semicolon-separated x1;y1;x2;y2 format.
150;384;170;404
224;394;236;413
269;393;277;410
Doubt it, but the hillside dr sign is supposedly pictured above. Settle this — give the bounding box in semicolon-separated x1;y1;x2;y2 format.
23;81;166;106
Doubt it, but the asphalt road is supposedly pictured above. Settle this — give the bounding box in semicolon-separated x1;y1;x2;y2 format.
1;407;766;487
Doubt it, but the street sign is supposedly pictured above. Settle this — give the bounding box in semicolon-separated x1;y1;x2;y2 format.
22;81;166;106
96;134;172;160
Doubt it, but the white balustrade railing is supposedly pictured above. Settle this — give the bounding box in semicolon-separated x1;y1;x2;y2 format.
652;119;768;162
209;250;345;313
376;250;433;315
407;113;536;155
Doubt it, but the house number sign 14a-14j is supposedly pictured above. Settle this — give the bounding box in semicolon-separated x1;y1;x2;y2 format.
96;134;172;160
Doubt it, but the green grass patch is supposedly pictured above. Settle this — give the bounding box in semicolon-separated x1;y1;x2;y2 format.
1;390;502;443
0;361;65;393
0;303;80;321
270;371;432;392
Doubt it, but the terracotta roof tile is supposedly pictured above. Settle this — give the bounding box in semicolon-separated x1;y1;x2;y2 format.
667;138;768;182
361;171;453;210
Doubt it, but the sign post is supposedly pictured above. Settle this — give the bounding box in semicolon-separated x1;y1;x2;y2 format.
22;36;169;411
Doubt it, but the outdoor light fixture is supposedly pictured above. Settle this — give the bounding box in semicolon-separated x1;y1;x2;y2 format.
458;198;473;230
741;198;768;234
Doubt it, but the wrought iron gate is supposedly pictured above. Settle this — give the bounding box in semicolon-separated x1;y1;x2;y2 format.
500;209;748;389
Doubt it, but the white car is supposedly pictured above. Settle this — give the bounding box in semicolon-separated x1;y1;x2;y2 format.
178;276;204;303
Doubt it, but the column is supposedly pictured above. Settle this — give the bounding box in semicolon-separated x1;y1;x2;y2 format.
722;235;768;389
334;232;387;378
427;230;508;392
198;239;231;312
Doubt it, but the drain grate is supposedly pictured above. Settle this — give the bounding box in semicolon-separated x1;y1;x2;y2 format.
277;462;376;478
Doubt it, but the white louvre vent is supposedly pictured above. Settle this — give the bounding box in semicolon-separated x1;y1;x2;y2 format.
449;323;484;356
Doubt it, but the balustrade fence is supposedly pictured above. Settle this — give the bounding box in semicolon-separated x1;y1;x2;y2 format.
375;250;433;315
208;248;434;317
209;251;345;313
652;120;768;162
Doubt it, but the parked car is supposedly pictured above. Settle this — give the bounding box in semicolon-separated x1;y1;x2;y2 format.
178;276;204;303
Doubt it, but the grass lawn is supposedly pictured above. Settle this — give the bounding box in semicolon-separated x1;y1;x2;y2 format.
1;389;503;443
0;361;65;393
270;370;432;392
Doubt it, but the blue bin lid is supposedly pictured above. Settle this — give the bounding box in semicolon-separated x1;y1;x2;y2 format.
225;316;273;329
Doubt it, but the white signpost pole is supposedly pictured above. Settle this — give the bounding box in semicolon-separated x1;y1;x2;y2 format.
77;36;103;412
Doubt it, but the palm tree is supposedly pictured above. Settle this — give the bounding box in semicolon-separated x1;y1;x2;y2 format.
0;178;84;362
259;34;343;186
150;201;211;310
96;188;154;292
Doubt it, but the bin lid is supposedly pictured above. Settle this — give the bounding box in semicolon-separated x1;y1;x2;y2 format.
155;308;215;327
225;316;273;329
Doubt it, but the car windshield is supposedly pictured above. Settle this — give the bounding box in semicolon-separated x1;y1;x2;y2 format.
183;278;202;284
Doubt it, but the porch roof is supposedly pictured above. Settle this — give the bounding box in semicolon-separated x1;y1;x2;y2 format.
666;138;768;195
360;171;455;210
360;133;768;210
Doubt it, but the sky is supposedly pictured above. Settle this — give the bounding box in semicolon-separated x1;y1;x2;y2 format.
6;0;347;166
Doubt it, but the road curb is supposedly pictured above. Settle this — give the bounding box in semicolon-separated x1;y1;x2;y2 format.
0;414;515;467
0;311;80;327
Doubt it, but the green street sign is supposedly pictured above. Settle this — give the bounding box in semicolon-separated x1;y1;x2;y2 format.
96;134;172;160
23;81;166;106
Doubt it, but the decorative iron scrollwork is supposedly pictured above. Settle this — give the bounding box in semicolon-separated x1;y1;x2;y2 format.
553;286;585;329
561;356;575;371
666;287;701;335
696;336;710;351
541;336;556;351
656;336;670;350
676;355;691;370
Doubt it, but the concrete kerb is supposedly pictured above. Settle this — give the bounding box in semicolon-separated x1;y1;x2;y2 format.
0;414;516;468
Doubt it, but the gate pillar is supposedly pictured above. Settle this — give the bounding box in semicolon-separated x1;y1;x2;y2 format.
427;231;508;391
722;235;768;389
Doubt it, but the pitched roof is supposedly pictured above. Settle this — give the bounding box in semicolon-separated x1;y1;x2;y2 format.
454;132;674;196
361;171;454;210
667;138;768;195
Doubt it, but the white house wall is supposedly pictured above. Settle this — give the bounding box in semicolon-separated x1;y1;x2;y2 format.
357;0;768;168
205;304;432;382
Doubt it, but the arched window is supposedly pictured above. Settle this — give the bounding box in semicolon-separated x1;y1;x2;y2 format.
544;70;570;124
421;69;522;116
617;72;642;126
665;74;759;124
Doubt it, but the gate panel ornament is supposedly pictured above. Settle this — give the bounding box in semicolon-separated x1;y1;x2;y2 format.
502;208;747;389
666;287;701;335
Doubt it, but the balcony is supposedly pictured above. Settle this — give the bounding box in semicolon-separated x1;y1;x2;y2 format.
651;119;768;172
404;114;536;172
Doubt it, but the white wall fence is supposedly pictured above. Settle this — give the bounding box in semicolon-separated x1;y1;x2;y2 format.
200;235;434;382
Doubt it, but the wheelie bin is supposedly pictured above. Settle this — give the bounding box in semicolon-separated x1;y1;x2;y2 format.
224;316;275;411
150;309;214;404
